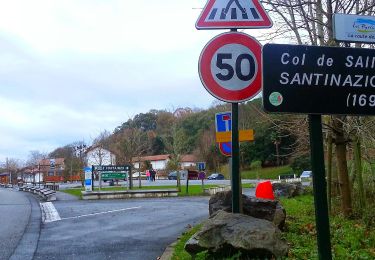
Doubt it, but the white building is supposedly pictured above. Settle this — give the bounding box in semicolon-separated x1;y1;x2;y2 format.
132;154;200;170
85;146;116;167
132;154;171;170
180;154;198;169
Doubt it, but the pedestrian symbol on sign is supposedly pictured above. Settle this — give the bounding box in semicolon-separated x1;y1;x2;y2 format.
196;0;272;29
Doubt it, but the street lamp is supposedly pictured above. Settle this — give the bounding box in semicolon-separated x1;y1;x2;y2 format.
73;143;87;186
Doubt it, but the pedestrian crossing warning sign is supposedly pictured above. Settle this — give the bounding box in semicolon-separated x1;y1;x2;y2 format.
196;0;272;29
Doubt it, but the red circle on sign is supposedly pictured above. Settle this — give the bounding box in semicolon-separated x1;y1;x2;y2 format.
199;32;262;103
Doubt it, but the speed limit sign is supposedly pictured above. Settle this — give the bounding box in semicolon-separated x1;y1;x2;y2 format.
199;32;262;103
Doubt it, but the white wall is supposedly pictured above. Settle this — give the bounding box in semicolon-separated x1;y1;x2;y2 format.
133;160;168;170
181;162;196;169
23;173;43;183
86;148;116;167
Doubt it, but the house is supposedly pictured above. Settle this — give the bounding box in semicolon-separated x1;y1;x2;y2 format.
132;154;201;170
38;158;66;183
180;154;198;169
0;172;10;184
132;154;171;171
85;146;116;167
19;166;43;184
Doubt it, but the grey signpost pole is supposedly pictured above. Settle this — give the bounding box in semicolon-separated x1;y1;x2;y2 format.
309;115;332;260
231;103;241;213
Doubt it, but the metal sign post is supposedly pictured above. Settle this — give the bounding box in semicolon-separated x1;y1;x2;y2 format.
231;103;241;213
309;115;332;259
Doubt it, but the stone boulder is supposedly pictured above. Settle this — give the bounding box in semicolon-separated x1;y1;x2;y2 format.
185;210;288;258
272;182;305;198
209;191;286;230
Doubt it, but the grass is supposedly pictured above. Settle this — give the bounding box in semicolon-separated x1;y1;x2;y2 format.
241;165;293;180
62;188;83;199
171;194;375;259
60;183;227;199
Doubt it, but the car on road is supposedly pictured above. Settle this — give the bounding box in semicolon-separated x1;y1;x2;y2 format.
300;171;312;178
132;172;146;179
168;170;199;180
207;173;225;180
168;171;186;180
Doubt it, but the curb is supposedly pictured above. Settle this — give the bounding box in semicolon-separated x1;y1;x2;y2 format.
159;241;178;260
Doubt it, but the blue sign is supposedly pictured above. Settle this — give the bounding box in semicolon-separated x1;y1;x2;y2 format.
215;112;232;156
197;162;206;171
84;167;92;192
219;142;232;156
215;112;232;132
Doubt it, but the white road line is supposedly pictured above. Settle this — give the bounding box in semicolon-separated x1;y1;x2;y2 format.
40;202;61;223
40;202;141;223
60;206;142;221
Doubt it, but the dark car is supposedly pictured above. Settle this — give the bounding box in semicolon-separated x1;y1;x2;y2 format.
207;173;225;180
168;170;199;180
168;170;187;180
168;171;178;180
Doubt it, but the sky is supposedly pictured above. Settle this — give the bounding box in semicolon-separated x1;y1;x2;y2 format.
0;0;270;163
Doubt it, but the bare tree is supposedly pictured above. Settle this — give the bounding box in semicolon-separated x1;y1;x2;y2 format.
261;0;375;216
26;150;48;167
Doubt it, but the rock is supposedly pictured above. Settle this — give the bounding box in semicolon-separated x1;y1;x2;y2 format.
209;191;286;230
185;210;288;258
272;182;305;198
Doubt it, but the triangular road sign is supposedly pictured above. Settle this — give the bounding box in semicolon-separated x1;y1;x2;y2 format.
196;0;272;29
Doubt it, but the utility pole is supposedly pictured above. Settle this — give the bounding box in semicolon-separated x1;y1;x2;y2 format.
6;157;11;185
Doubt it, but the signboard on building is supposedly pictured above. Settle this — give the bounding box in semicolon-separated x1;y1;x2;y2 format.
262;43;375;115
333;13;375;43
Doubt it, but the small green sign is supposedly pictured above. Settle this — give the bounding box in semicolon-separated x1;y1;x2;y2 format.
101;172;127;180
269;92;283;106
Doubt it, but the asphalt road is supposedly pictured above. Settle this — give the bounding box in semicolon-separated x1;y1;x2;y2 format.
34;196;209;260
2;184;256;260
0;188;40;260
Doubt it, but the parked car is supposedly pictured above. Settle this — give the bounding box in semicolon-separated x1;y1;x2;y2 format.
168;170;199;180
187;170;199;180
168;171;186;180
132;172;146;179
300;170;312;178
207;173;225;180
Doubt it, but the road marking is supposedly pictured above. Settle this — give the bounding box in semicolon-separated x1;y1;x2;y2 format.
40;202;61;223
41;203;142;223
60;206;142;221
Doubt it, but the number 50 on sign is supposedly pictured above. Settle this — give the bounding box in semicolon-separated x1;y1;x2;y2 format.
199;32;262;103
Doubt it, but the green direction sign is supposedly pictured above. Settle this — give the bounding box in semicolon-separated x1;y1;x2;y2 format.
93;165;131;171
101;172;127;180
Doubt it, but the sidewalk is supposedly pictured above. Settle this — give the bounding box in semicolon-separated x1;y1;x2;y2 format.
56;191;79;201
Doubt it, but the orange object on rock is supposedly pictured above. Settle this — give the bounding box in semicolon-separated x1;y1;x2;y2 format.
255;180;275;200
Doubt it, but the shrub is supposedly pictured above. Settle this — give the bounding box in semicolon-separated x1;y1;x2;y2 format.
290;155;311;175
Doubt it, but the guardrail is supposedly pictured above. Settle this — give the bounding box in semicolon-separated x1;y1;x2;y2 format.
44;184;59;191
19;185;57;201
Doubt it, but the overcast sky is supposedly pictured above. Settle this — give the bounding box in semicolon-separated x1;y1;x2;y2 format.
0;0;271;163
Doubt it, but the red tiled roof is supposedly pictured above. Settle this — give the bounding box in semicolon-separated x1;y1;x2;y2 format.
132;154;171;162
180;154;197;163
38;158;65;166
